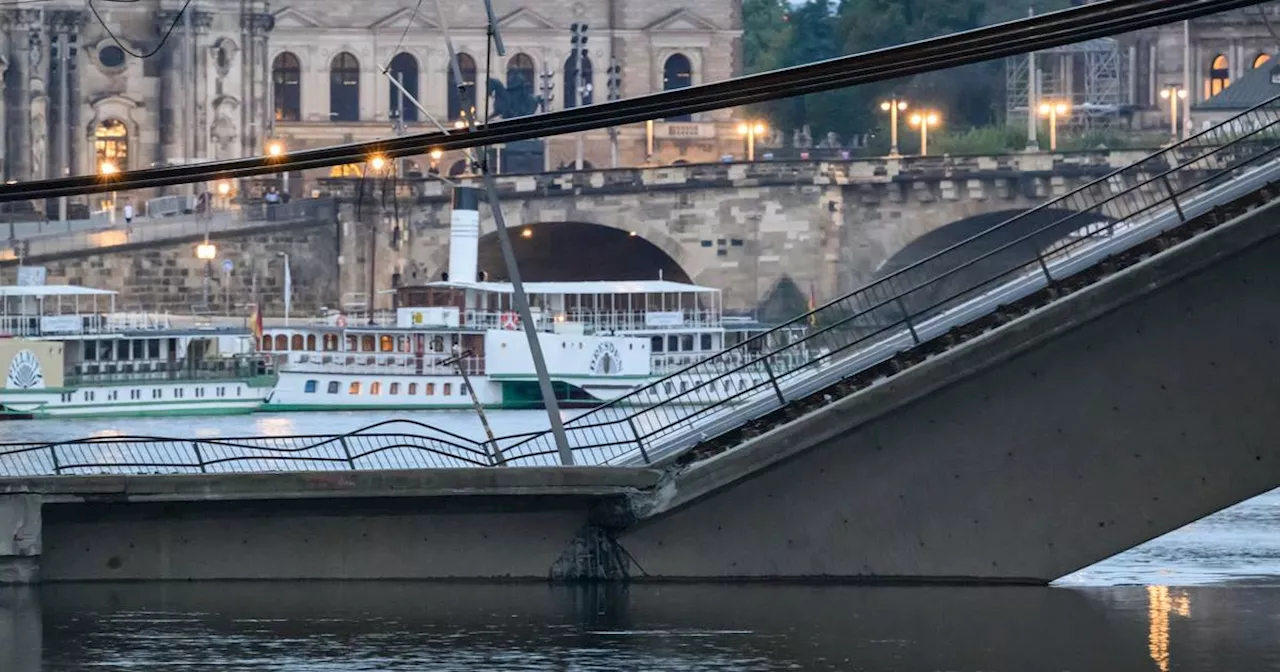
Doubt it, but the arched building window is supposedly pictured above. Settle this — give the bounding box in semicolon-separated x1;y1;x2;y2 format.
447;53;477;122
1208;54;1230;96
663;54;693;121
388;52;419;122
563;54;593;108
329;52;361;122
1254;53;1272;69
272;52;302;121
507;53;535;99
94;119;129;172
274;334;288;351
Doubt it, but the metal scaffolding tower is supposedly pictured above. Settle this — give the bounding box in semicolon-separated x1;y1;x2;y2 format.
1007;37;1129;129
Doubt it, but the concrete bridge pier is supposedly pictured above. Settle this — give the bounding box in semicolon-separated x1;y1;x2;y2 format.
0;495;39;585
0;586;40;672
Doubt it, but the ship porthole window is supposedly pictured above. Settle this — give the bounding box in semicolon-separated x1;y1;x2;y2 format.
99;45;126;69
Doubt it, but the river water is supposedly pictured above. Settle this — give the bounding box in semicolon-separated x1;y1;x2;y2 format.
2;412;1279;670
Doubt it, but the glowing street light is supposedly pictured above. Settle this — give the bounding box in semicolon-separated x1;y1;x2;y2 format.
99;161;119;223
1038;101;1071;151
369;155;387;172
736;120;767;161
521;227;533;239
879;98;909;157
430;148;443;160
908;111;941;156
1160;85;1188;142
196;241;217;260
267;141;290;194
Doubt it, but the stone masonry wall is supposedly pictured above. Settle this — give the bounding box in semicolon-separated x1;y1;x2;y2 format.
0;223;339;317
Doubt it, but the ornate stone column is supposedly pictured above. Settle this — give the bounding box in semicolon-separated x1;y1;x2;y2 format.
242;11;274;158
7;10;44;182
156;10;184;165
0;19;9;182
191;10;213;161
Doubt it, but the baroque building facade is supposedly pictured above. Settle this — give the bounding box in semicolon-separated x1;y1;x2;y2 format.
1124;6;1280;130
0;0;743;188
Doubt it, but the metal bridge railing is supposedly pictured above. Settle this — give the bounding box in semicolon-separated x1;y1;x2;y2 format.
489;93;1280;467
0;420;498;475
4;100;1280;475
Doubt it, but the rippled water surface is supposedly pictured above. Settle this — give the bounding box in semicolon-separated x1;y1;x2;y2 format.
1;416;1279;670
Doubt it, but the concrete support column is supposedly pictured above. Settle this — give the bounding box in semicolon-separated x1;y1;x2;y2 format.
0;495;41;585
0;586;40;672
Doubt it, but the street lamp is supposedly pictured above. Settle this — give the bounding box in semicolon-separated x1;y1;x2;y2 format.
369;155;387;173
736;120;766;161
267;141;289;195
216;180;232;210
908;111;941;156
196;239;217;307
99;161;119;224
1038;101;1070;151
1159;85;1188;142
879;98;909;157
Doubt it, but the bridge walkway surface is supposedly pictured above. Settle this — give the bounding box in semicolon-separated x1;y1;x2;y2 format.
4;98;1280;582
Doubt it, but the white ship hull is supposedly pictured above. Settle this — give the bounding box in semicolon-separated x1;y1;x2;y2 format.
263;368;769;411
0;379;273;419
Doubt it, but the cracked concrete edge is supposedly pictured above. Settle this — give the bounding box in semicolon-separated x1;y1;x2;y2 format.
634;194;1280;521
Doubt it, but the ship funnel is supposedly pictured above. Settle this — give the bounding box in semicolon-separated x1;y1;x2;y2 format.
448;186;481;283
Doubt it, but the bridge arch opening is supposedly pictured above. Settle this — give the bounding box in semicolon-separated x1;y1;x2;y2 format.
874;207;1113;315
473;221;691;283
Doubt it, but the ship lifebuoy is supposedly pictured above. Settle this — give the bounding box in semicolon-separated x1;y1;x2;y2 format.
336;314;348;328
500;312;519;330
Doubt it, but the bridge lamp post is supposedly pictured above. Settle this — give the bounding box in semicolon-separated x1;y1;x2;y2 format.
1159;85;1188;142
99;161;118;224
196;239;217;307
879;99;908;157
908;111;940;156
216;180;232;210
1038;101;1070;152
737;121;766;161
267;141;288;195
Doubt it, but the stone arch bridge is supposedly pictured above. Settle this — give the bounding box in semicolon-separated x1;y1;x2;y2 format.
5;152;1163;315
337;150;1156;311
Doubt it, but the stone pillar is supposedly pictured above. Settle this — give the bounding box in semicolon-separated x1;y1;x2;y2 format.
191;10;213;163
0;586;40;672
0;28;8;182
6;11;42;182
0;495;41;585
157;11;184;165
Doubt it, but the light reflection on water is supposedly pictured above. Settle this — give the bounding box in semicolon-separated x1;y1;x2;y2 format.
1;415;1279;670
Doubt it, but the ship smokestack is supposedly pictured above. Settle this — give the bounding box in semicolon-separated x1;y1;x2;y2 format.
448;186;481;283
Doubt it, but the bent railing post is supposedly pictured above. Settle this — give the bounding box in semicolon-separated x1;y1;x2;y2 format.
895;297;921;345
1161;175;1187;222
760;356;787;406
191;441;207;473
338;437;356;469
49;445;61;475
627;416;652;465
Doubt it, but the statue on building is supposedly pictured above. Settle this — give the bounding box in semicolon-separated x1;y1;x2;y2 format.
487;76;540;120
29;95;47;180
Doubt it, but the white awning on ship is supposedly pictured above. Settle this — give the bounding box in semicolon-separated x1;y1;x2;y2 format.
0;285;117;298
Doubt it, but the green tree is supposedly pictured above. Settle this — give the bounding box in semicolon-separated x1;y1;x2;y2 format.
742;0;793;74
739;0;1079;142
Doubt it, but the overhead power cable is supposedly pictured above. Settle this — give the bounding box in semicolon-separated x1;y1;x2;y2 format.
0;0;1267;202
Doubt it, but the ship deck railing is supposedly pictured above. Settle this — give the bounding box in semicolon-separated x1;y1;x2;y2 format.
282;354;486;376
64;361;274;387
0;311;175;338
